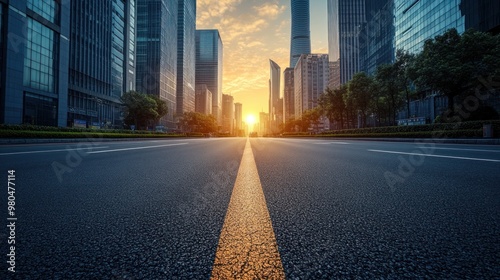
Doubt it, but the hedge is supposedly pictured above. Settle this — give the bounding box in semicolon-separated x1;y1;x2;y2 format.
0;130;187;139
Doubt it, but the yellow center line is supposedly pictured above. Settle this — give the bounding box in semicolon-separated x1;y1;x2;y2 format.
211;139;285;280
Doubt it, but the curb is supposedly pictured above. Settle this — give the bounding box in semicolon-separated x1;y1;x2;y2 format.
0;138;186;145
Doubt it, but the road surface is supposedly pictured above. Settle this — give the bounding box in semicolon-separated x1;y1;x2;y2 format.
1;138;499;279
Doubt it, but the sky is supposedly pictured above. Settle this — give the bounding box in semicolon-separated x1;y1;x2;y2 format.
196;0;328;121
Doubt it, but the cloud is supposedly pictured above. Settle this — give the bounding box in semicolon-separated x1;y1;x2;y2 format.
254;3;286;18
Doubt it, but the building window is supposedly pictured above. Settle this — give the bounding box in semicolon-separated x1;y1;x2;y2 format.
23;92;57;126
27;0;59;24
23;18;57;93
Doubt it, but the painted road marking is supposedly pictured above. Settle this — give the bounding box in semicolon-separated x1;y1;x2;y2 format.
314;141;350;145
211;139;285;279
415;146;500;153
0;146;109;156
87;143;188;154
368;149;500;163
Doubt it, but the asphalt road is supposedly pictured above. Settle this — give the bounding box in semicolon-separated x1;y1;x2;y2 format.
0;138;499;279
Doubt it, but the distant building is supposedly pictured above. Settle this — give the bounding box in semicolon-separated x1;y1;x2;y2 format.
283;68;295;123
269;59;281;133
234;102;243;135
294;54;329;120
196;30;223;123
176;0;196;116
195;84;212;115
222;94;234;134
328;0;366;84
290;0;311;68
328;61;341;90
136;0;178;128
0;0;71;126
68;0;136;129
259;112;269;136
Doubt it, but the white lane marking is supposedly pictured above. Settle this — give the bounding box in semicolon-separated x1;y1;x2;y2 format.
368;149;500;163
87;143;188;154
314;141;350;145
0;146;109;156
415;146;500;153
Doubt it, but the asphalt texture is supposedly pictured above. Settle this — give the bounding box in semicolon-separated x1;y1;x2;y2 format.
0;137;499;279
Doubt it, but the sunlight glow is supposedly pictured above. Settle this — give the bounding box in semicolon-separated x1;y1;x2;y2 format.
246;114;256;126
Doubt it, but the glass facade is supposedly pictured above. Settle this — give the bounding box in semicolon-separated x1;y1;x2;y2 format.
394;0;465;54
27;0;59;24
195;30;223;123
359;0;395;76
283;68;295;122
23;18;57;93
328;0;366;84
68;0;135;128
136;0;178;127
176;0;196;116
23;92;57;126
290;0;311;68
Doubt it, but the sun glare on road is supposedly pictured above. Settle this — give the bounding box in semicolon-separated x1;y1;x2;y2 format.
246;114;256;126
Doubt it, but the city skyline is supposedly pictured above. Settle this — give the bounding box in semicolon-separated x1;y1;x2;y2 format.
196;0;328;120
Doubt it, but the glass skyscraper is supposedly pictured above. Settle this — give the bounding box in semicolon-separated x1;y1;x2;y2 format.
328;0;365;85
283;68;295;122
290;0;311;68
136;0;178;127
68;0;136;128
0;0;70;126
195;30;223;123
269;59;281;130
176;0;196;117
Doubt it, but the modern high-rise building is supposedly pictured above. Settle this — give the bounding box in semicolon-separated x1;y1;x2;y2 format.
222;94;234;135
136;0;177;127
195;30;223;123
461;0;500;34
283;68;295;122
234;102;242;135
294;54;329;120
195;84;212;115
176;0;196;116
290;0;311;68
259;112;269;136
359;0;395;76
328;0;366;84
269;59;281;132
67;0;137;128
0;0;71;126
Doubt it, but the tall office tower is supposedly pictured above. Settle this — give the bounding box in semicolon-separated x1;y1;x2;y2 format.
461;0;500;34
290;0;311;67
222;94;234;135
269;60;281;133
68;0;137;129
136;0;177;128
195;84;212;115
234;102;242;135
259;112;269;136
0;0;70;126
328;0;365;84
294;54;329;120
283;68;295;122
359;0;395;76
176;0;196;116
195;30;223;123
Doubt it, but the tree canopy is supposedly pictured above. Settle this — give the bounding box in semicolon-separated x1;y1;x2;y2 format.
121;91;168;130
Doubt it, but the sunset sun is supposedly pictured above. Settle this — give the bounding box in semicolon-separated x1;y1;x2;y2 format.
246;114;256;126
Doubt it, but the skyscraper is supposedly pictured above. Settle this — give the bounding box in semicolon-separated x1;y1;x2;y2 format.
136;0;178;127
68;0;136;128
177;0;196;116
195;30;223;123
328;0;366;84
0;0;70;127
234;102;243;135
222;94;234;135
269;59;281;132
294;54;329;120
290;0;311;68
283;68;295;122
195;84;212;116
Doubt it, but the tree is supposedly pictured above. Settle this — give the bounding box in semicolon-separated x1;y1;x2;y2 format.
411;28;500;114
121;91;168;130
179;112;217;133
302;108;322;132
347;72;375;128
375;62;405;125
319;86;346;129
